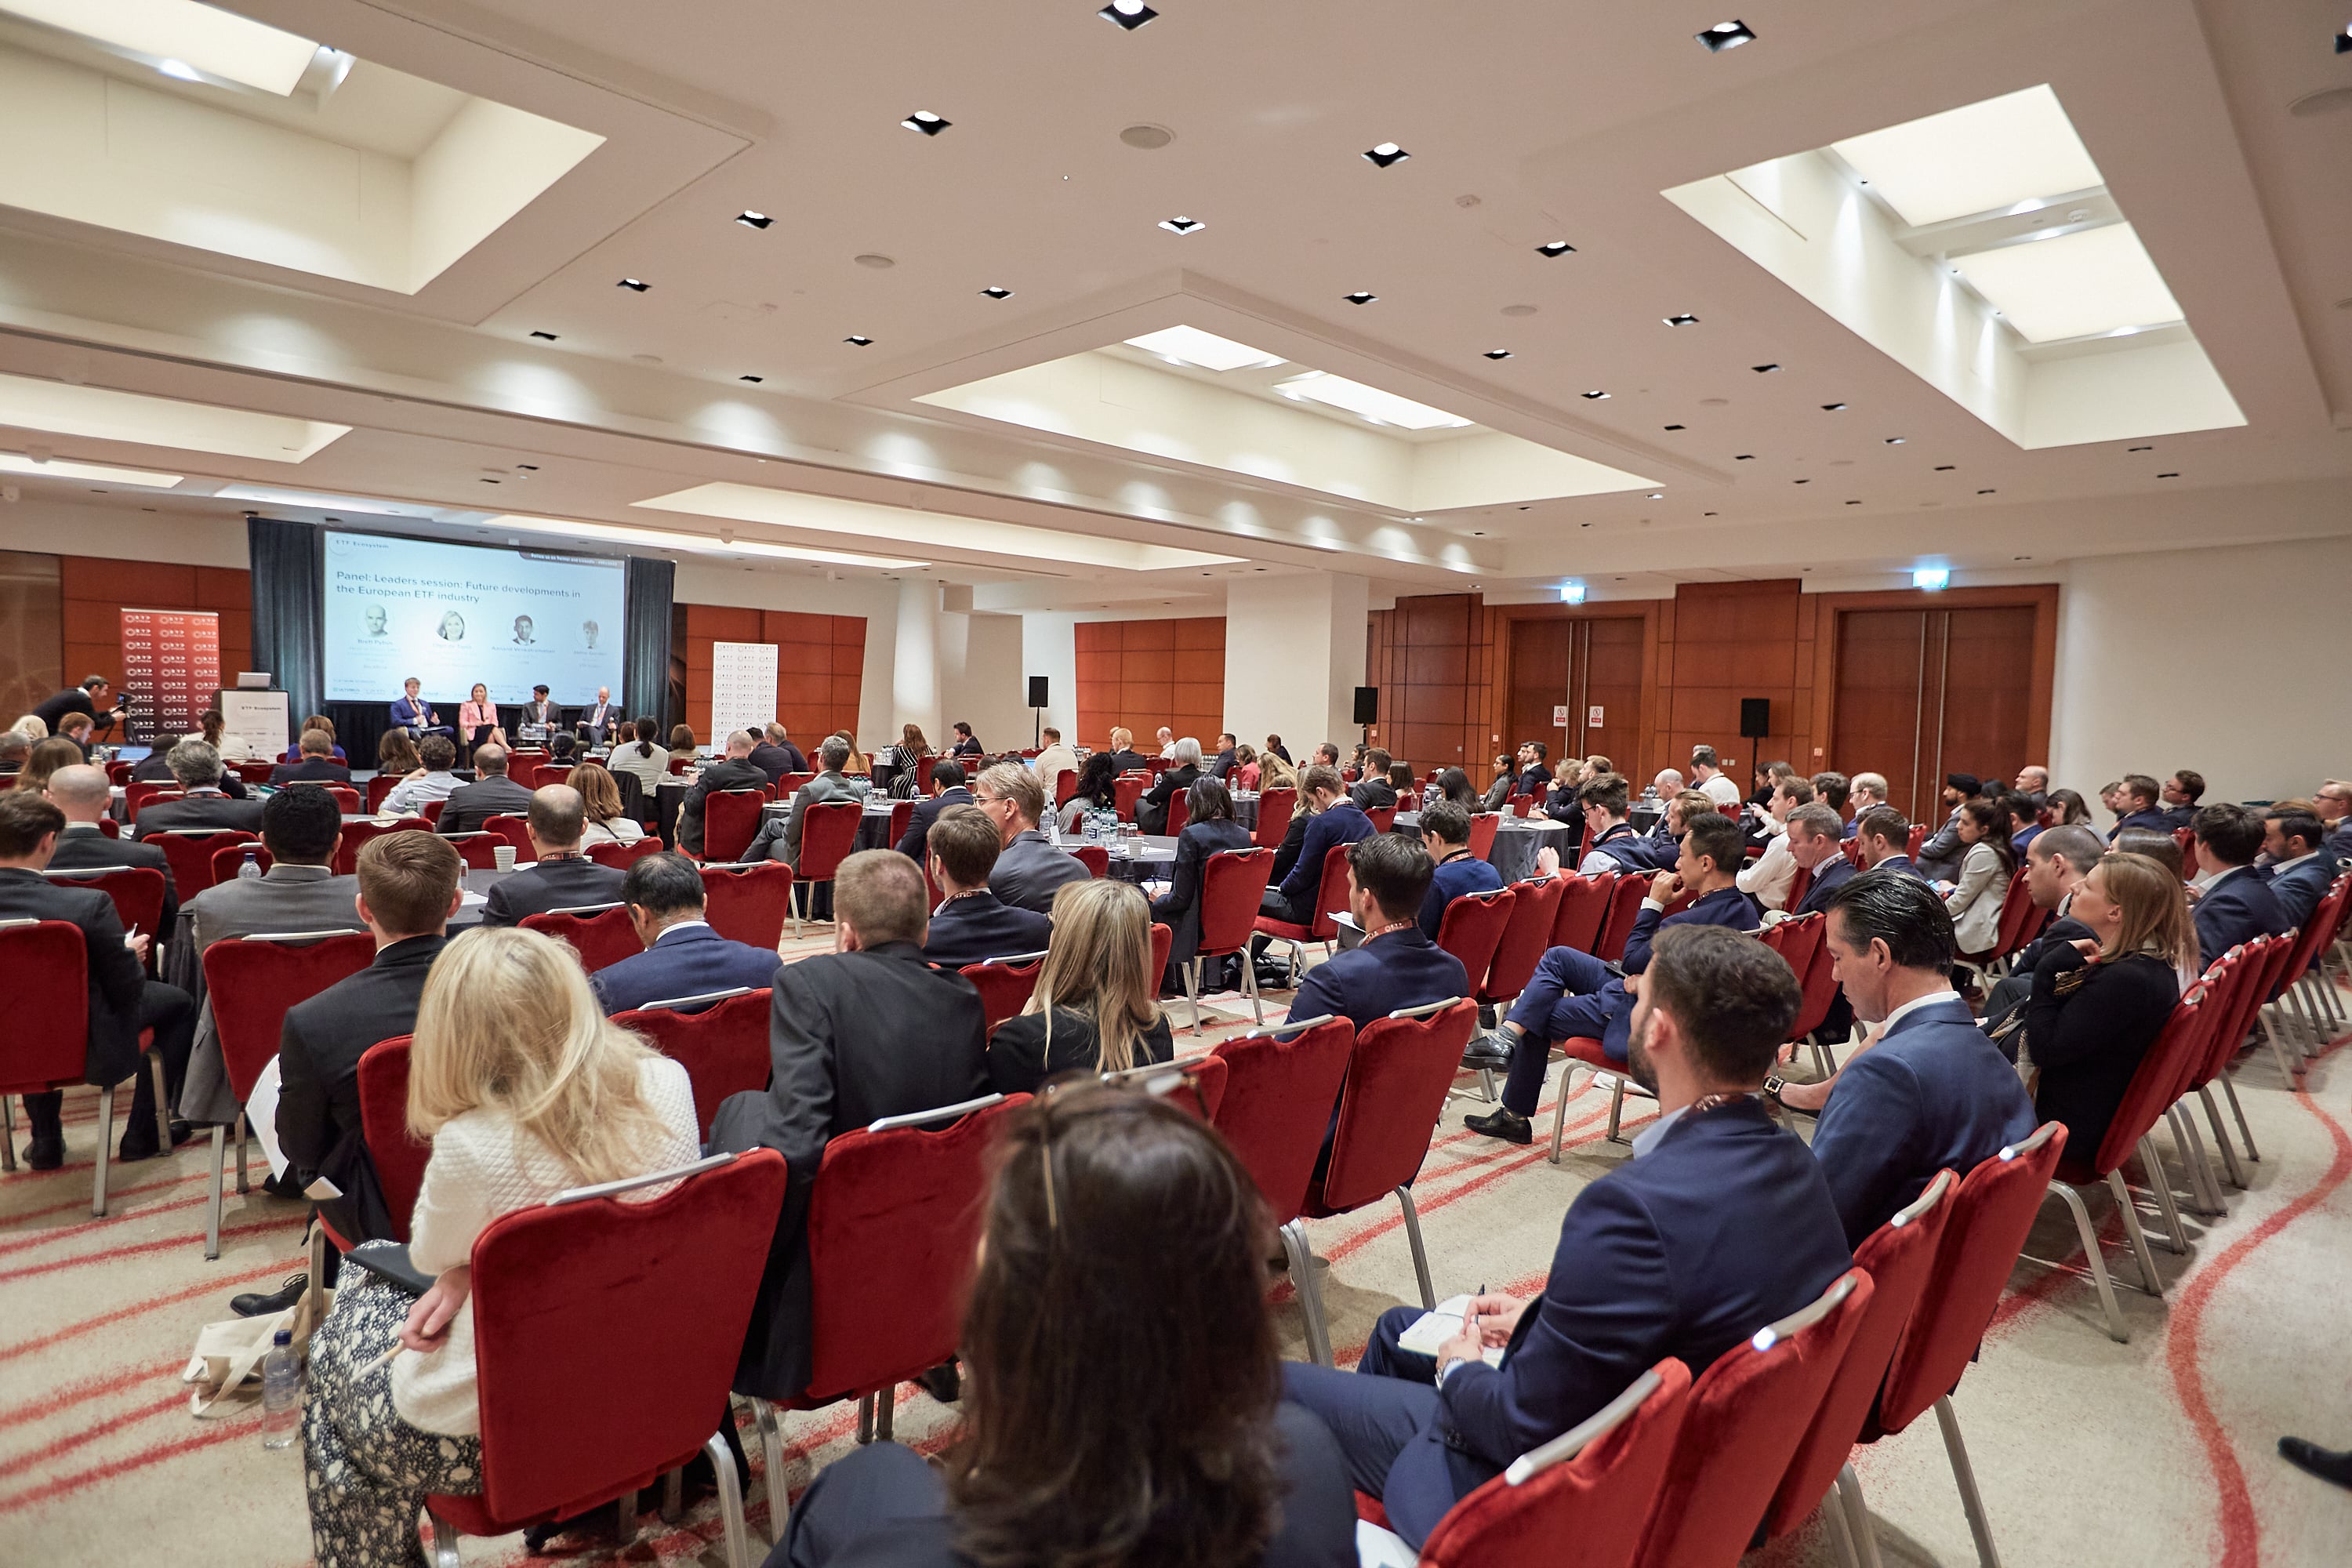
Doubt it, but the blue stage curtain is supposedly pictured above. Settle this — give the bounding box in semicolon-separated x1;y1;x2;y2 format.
623;555;675;728
245;517;325;731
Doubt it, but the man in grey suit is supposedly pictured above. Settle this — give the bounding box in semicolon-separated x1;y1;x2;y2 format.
437;743;535;835
131;739;264;840
974;761;1087;913
742;738;870;870
175;786;364;1131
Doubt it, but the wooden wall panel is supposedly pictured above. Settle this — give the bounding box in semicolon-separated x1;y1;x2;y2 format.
679;601;864;747
53;555;252;738
1070;616;1225;750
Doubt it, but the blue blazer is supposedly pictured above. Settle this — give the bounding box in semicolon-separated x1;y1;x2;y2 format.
1621;886;1761;975
1871;855;1927;882
1418;851;1504;938
592;923;779;1016
2262;856;2334;933
1806;994;2038;1245
1793;854;1857;916
1290;927;1467;1033
922;890;1054;971
1276;802;1375;904
2108;808;2171;841
2193;867;2288;969
893;786;973;861
1388;1100;1852;1544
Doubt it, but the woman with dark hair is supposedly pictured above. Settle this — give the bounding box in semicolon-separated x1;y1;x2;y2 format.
883;724;935;800
771;1084;1356;1568
1436;766;1479;810
1054;751;1122;834
608;716;670;793
1149;777;1254;989
1940;796;2016;954
282;713;347;764
376;729;423;782
2045;788;2092;827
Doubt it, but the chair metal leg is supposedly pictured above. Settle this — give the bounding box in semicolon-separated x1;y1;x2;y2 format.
706;1428;753;1568
749;1397;787;1544
234;1110;250;1196
617;1489;639;1548
92;1084;114;1218
2220;1073;2259;1163
1809;1032;1840;1077
1475;1066;1497;1102
2107;1167;2166;1296
1183;958;1203;1036
2166;1106;2223;1217
1934;1394;2002;1568
1242;948;1262;1025
2197;1086;2245;1188
1;1094;15;1172
1548;1062;1586;1163
855;1393;876;1444
662;1466;684;1523
205;1123;226;1260
2136;1134;2190;1254
149;1051;171;1148
875;1388;894;1442
1836;1463;1885;1568
2049;1182;2128;1342
1395;1185;1436;1311
1822;1475;1863;1568
2259;1011;2302;1080
1280;1219;1333;1367
426;1506;463;1568
1605;1074;1628;1142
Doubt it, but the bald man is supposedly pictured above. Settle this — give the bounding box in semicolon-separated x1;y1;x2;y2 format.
479;785;629;925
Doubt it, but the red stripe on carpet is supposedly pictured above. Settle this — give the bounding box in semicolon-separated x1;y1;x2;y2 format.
0;1357;182;1432
0;1413;255;1517
0;1388;185;1482
0;1192;216;1261
4;1167;212;1225
0;1215;301;1285
0;1259;291;1365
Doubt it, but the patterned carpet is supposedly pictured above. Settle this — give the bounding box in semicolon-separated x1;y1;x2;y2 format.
5;935;2350;1568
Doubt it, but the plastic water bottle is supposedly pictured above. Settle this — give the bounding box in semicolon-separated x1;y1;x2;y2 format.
261;1329;299;1448
238;848;263;881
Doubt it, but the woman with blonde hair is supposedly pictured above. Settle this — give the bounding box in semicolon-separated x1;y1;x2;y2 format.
1255;743;1297;795
835;730;870;775
7;713;46;740
12;736;82;793
568;762;645;845
302;927;700;1568
989;879;1172;1094
2022;851;2198;1156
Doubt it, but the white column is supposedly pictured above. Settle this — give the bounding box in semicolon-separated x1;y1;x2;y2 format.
892;577;942;742
1221;572;1368;757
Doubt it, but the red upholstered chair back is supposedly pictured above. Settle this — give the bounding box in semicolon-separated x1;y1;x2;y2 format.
586;837;663;871
1986;870;2046;960
1507;794;1534;818
1114;774;1149;822
481;815;535;863
1764;1171;1955;1539
1315;999;1478;1214
1198;848;1276;959
1163;788;1190;839
2278;877;2350;989
797;801;863;884
441;831;500;870
365;774;397;813
1482;876;1564;1005
201;931;376;1101
1593;876;1651;963
1099;1051;1229;1120
699;861;793;952
1364;805;1396;833
1418;1359;1693;1568
530;764;573;789
1551;871;1614;953
1053;765;1080;806
1251;787;1296;849
1783;862;1813;914
1436;886;1515;997
960;956;1047;1035
441;1149;788;1528
1302;844;1355;941
2190;942;2266;1090
95;818;119;839
151;829;255;899
914;755;938;796
2063;989;2205;1183
1878;1123;2067;1434
1784;916;1842;1042
779;771;815;796
332;817;430;877
700;789;766;863
1467;812;1501;859
666;755;691;775
107;760;134;786
1207;1015;1357;1225
235;760;277;784
1758;915;1824;1041
887;799;915;850
520;905;638;973
356;1036;427;1240
39;866;165;952
1906;823;1927;858
1149;920;1171;982
123;782;182;821
800;1097;1023;1405
419;799;447;826
1842;837;1865;867
2174;826;2198;880
1632;1269;1875;1568
614;989;774;1140
318;785;361;815
1073;844;1109;878
0;922;90;1093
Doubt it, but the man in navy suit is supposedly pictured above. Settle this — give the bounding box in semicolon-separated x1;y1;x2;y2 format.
891;760;972;861
1465;812;1761;1144
1256;766;1375;931
1415;799;1502;939
1802;873;2038;1243
268;729;353;786
2190;804;2289;968
592;851;781;1014
2107;774;2170;842
1290;831;1468;1031
920;804;1052;970
1853;805;1926;881
2159;770;2204;832
2260;810;2335;931
1983;824;2103;1033
1784;802;1857;918
2318;781;2352;863
1839;772;1888;840
1570;773;1659;875
1286;924;1853;1550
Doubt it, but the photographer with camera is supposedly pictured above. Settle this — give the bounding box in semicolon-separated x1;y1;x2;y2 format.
33;676;129;743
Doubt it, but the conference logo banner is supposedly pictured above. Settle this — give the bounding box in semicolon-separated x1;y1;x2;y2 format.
119;608;220;745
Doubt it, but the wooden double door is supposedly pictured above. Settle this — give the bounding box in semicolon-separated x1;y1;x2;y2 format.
1831;606;2036;824
1505;615;1645;780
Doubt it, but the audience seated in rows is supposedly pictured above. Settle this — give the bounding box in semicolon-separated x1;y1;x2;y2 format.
1098;726;1150;777
1207;730;1240;782
1841;771;1889;837
893;759;970;860
0;793;196;1168
976;763;1087;915
1783;801;1857;918
480;786;629;927
750;722;808;785
270;729;354;788
1415;799;1503;938
607;718;671;794
2107;773;2171;841
1689;743;1742;808
1257;765;1374;935
2318;780;2352;860
2260;809;2334;930
1055;753;1119;834
1152;776;1254;980
680;731;769;856
992;880;1174;1094
1285;924;1852;1550
592;851;781;1015
1911;772;1977;883
1736;774;1813;912
1854;805;1924;880
2190;803;2288;968
921;803;1053;969
302;925;702;1567
1937;797;2017;956
132;739;265;839
383;735;463;816
434;744;533;837
569;764;644;847
1137;737;1202;834
1030;726;1080;793
2161;769;2205;832
709;850;989;1400
1983;823;2105;1029
1290;832;1468;1033
1349;747;1399;811
279;715;347;764
744;737;870;869
1568;772;1653;875
44;761;179;942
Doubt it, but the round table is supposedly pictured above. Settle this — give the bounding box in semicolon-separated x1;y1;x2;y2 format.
1392;810;1576;883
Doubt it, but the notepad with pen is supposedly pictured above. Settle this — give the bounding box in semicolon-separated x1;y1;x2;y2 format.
1396;1295;1506;1368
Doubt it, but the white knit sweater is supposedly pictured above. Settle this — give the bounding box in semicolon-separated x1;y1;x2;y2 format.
391;1055;702;1435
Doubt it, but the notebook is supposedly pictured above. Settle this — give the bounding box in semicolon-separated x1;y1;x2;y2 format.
1395;1294;1506;1368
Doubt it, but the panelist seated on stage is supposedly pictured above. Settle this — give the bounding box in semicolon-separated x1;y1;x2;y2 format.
577;687;619;744
590;851;780;1015
479;786;630;927
457;684;504;750
382;735;465;816
517;684;561;735
435;744;534;836
132;740;265;840
389;677;448;736
270;729;354;787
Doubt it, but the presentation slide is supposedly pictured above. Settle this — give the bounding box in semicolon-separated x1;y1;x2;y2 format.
321;529;627;705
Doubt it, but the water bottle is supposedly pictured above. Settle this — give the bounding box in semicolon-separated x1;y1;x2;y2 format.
238;849;263;881
261;1329;299;1448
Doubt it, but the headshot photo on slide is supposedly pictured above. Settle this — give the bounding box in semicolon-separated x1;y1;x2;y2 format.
364;604;388;637
437;610;466;641
513;614;535;644
583;619;600;650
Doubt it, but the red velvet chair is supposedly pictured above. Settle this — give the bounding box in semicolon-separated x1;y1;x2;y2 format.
1480;877;1562;1011
1406;1360;1693;1568
1783;860;1813;913
1149;920;1171;988
960;954;1049;1036
122;781;182;822
914;755;938;796
0;920;152;1214
587;837;665;872
440;831;501;871
1848;1123;2068;1566
1163;787;1190;839
424;1149;788;1568
93;817;120;839
1592;876;1650;964
320;785;361;815
887;798;914;851
521;903;639;972
1251;786;1296;850
792;801;863;935
1072;843;1109;878
419;799;447;826
1251;844;1353;985
1905;822;1927;859
1544;1033;1629;1162
1762;1169;1956;1561
746;1097;1025;1525
1098;1051;1229;1120
1291;998;1477;1363
333;817;431;877
529;762;574;789
700;861;793;952
779;771;815;797
1630;1269;1873;1568
358;1036;427;1241
699;789;767;864
1178;847;1276;1033
1207;1014;1355;1348
1054;765;1082;807
235;759;277;785
1507;793;1534;818
2185;935;2286;1178
613;988;774;1140
106;759;134;786
148;828;256;900
481;814;535;864
198;930;374;1257
1549;871;1614;954
1114;772;1150;822
2174;825;2198;880
1467;811;1501;860
1435;886;1516;1001
1788;916;1846;1073
36;866;166;962
1364;804;1396;833
365;773;398;814
666;755;692;775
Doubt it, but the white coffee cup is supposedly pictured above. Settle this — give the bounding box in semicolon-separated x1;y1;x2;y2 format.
492;844;517;873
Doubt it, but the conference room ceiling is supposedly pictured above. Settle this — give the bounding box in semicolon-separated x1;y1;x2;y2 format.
0;0;2346;607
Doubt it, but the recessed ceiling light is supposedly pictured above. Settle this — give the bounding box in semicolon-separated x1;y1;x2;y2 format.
1123;325;1284;372
1821;402;1847;411
1976;488;1996;494
1581;389;1610;400
1734;453;1756;460
1664;314;1700;327
1099;0;1156;29
902;111;951;136
517;464;539;471
1884;437;1905;444
1935;464;1955;471
1793;478;1810;485
735;211;772;229
1273;371;1472;430
2340;22;2352;53
1697;20;1756;52
1343;291;1377;305
1704;511;1719;517
844;335;873;346
1831;85;2101;228
2127;444;2153;452
1363;142;1410;168
980;286;1013;299
528;330;558;341
617;278;649;292
739;375;764;383
1120;122;1174;148
1846;499;1862;505
1663;423;1686;430
1646;492;1664;500
1484;349;1514;361
854;253;895;270
1159;216;1205;235
1949;223;2185;342
0;452;183;488
2157;471;2180;478
1752;363;1780;373
1536;240;1576;257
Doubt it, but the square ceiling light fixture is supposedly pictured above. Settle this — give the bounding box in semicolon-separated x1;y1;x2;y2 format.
0;372;349;462
1831;85;2101;227
1123;326;1285;372
0;0;325;94
1273;371;1472;430
1946;222;2183;343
